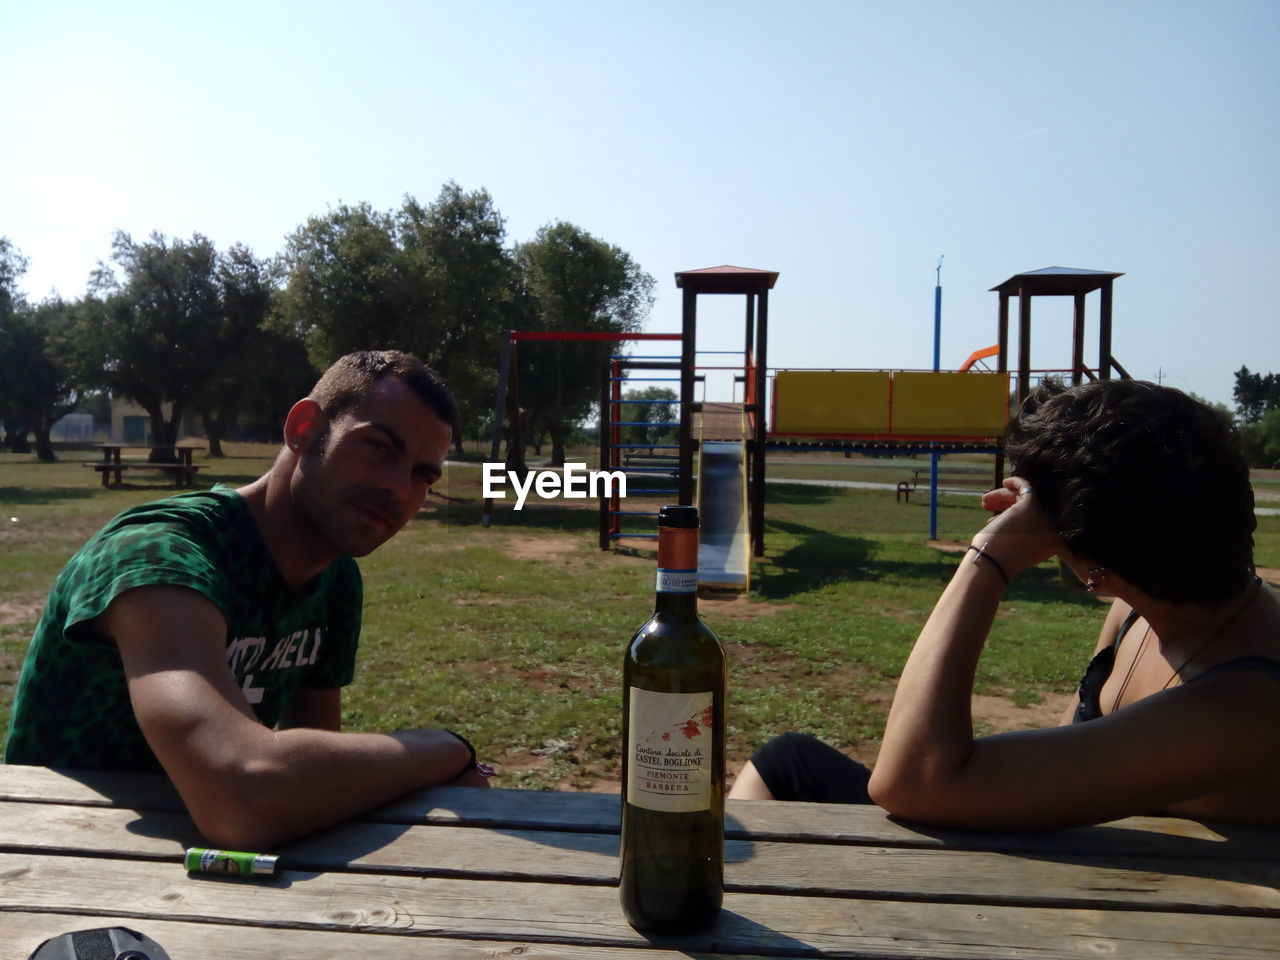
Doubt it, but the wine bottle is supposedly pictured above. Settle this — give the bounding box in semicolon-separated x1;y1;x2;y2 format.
619;504;726;934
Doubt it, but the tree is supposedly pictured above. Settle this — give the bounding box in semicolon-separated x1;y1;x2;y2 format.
0;237;25;316
89;232;223;459
1233;366;1277;424
187;245;304;456
622;385;679;452
280;187;525;454
1225;368;1280;467
277;196;653;467
231;326;318;443
396;184;518;454
0;299;85;461
0;237;30;450
514;222;654;466
1240;408;1280;469
277;203;411;368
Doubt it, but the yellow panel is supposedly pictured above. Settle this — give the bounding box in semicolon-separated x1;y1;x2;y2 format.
773;371;891;435
892;372;1010;436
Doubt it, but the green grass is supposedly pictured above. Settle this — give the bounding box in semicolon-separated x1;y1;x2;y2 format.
2;444;1277;789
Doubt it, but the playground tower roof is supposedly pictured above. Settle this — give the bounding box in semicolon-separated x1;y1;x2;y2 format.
676;265;779;293
990;266;1125;296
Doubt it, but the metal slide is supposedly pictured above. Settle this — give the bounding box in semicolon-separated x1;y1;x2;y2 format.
695;440;750;589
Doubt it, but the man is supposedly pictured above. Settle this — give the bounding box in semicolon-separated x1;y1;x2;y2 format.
5;350;489;848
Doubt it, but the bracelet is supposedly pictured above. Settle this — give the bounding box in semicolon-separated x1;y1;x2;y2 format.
966;543;1009;584
443;730;478;770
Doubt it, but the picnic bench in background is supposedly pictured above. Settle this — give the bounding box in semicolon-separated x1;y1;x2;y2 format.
898;464;993;503
3;763;1278;958
86;441;205;488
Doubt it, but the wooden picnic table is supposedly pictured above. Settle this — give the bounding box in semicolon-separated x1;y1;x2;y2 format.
2;763;1278;959
89;441;205;489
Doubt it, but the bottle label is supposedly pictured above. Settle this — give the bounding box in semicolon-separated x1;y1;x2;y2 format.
656;567;698;594
627;687;714;812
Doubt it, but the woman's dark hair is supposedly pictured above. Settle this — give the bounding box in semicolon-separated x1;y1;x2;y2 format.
309;350;459;431
1004;379;1255;605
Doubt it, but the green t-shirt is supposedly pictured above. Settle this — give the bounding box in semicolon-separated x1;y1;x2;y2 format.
4;486;361;772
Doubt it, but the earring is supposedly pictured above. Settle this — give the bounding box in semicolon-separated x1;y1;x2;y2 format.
1085;567;1107;592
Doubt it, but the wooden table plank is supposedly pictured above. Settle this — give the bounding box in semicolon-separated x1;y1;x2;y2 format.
727;804;1280;859
2;912;778;960
8;765;1278;861
4;802;1278;917
3;853;1278;959
9;766;1278;861
0;766;182;811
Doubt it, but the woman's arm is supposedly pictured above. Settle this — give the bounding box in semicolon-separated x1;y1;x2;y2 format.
869;478;1057;808
867;554;1004;801
871;667;1279;828
867;481;1279;829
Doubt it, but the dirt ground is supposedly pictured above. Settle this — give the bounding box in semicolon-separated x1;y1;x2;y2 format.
494;688;1075;795
487;531;1077;793
0;599;44;628
487;531;1280;791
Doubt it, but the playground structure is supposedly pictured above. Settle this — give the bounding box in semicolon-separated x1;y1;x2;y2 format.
493;264;1128;591
596;266;777;589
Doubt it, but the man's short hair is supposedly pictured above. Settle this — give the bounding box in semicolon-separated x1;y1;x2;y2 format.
309;350;459;432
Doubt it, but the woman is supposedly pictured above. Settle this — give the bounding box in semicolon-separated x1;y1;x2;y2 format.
729;379;1280;828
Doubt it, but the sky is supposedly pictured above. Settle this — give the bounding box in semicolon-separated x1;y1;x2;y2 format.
3;0;1278;410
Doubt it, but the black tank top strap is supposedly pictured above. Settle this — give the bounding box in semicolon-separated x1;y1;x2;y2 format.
1073;608;1143;724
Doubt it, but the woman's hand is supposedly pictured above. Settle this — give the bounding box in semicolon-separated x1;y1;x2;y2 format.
971;476;1064;579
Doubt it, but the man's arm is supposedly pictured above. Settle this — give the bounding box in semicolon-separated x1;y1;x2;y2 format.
279;687;342;731
103;584;476;849
278;687;494;788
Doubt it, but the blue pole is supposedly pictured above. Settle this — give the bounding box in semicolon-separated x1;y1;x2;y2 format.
929;257;943;542
933;271;942;372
